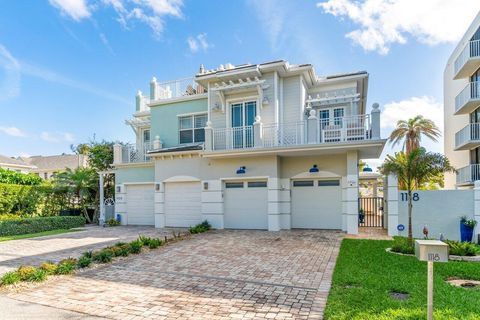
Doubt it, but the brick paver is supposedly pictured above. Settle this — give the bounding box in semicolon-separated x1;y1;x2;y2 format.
0;226;179;276
6;229;343;319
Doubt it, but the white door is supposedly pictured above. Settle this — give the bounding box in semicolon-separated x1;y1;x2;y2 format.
126;184;155;225
165;182;201;227
224;181;268;229
291;179;342;229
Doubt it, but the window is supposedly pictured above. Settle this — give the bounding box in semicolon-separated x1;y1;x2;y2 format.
317;107;345;126
247;181;267;188
293;180;314;187
333;108;344;125
318;180;340;187
179;114;207;144
225;182;244;188
143;129;150;143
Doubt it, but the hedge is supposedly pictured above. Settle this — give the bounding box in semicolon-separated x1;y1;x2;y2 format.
0;216;85;237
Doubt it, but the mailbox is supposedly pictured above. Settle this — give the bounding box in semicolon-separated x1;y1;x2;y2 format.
415;240;448;263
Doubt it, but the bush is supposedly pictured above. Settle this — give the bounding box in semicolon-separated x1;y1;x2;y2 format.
0;216;85;237
82;250;93;259
107;218;120;226
77;256;92;268
390;236;414;255
92;249;114;263
17;265;37;281
39;262;58;275
56;258;77;274
0;271;21;286
139;235;153;246
116;244;131;257
189;220;211;234
129;240;143;254
0;169;42;186
27;268;47;282
445;240;480;256
149;238;162;249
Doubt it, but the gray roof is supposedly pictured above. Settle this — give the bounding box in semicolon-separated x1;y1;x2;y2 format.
0;154;32;167
22;154;87;171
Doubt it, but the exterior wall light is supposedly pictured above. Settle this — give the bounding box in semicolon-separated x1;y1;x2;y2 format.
236;166;246;174
309;164;319;173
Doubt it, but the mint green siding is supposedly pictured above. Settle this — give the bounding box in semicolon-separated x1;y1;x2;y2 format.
115;166;155;184
150;97;208;148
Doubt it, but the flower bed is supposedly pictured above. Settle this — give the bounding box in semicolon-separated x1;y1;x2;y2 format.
0;216;86;237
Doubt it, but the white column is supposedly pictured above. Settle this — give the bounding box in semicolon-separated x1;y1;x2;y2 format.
114;184;127;225
267;178;291;231
253;116;263;148
474;181;480;243
341;176;347;231
153;135;162;150
201;179;224;229
154;182;165;228
150;77;158;101
371;103;381;139
113;144;122;164
387;175;399;236
99;173;105;225
204;121;213;151
307;110;318;144
345;150;359;234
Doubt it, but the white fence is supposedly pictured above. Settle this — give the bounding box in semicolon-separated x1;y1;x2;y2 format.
120;142;154;163
455;81;480;112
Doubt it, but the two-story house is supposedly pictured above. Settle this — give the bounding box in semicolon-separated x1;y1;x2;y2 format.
444;12;480;189
112;60;386;234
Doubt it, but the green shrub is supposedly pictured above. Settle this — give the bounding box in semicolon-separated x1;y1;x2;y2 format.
82;250;93;259
390;236;414;255
39;262;58;275
17;265;37;281
107;218;120;226
139;235;153;246
0;168;42;186
149;238;162;249
27;268;47;282
92;249;114;263
0;216;85;237
445;240;480;256
189;220;211;234
0;271;21;286
129;240;143;254
56;258;77;274
116;244;131;257
77;256;92;268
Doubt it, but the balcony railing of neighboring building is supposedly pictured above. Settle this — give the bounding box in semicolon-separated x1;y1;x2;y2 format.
150;77;207;101
456;164;480;185
455;81;480;113
209;114;375;151
118;142;154;164
454;39;480;77
455;123;480;149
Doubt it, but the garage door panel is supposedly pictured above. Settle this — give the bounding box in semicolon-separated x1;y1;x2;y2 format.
126;184;155;225
291;180;342;229
224;182;268;230
165;182;201;228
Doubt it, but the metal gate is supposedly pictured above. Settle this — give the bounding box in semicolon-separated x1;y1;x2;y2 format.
358;197;384;227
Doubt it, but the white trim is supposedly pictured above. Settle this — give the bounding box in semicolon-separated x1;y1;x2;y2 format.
163;175;201;183
221;175;270;181
291;171;342;179
148;93;208;107
176;111;208;117
123;182;155;185
225;97;259;129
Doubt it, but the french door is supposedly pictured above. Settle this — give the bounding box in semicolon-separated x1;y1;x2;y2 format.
231;101;256;148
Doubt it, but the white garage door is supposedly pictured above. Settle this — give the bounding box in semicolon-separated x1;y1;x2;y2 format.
291;179;342;229
224;181;268;229
165;182;202;227
126;184;155;225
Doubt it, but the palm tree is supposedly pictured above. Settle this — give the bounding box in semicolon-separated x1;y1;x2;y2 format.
389;115;441;155
381;148;454;244
54;168;98;223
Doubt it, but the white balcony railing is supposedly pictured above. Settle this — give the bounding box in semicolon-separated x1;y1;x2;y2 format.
152;77;207;101
455;123;480;149
455;81;480;113
457;164;480;185
211;114;372;151
454;39;480;76
120;142;154;163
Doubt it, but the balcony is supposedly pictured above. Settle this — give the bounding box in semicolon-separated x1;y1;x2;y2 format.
115;142;154;164
454;39;480;79
208;114;376;152
150;77;207;101
455;123;480;150
455;81;480;114
456;164;480;186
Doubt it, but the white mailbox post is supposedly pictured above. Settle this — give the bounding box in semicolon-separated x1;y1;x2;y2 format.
415;240;448;320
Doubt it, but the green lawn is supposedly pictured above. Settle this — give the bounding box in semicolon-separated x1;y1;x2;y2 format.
325;239;480;320
0;228;81;242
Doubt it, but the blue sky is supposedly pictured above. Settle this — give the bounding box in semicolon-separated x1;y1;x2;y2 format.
1;0;480;167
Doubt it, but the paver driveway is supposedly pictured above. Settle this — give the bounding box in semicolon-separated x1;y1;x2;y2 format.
6;230;343;320
0;226;178;276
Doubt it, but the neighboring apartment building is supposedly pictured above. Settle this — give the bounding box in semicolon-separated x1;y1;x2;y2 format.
0;154;36;173
444;12;480;189
20;154;88;179
112;60;386;234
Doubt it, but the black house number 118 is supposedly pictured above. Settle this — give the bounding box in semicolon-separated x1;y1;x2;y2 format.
401;192;419;202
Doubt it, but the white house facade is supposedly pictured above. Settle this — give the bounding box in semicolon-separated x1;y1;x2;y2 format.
112;60;386;234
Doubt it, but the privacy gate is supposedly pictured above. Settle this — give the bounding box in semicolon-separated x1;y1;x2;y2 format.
358;197;384;227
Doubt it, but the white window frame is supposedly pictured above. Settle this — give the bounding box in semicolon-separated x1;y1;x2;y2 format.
316;106;345;126
225;96;259;128
178;113;207;144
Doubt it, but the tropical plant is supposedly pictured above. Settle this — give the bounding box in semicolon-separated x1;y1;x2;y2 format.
56;258;77;274
389;115;441;155
381;149;455;244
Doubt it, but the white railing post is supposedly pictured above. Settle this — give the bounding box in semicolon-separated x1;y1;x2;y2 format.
153;135;162;150
371;103;381;139
150;77;158;100
307;110;318;144
387;174;399;236
204;121;213;151
113;143;122;164
253;116;263;148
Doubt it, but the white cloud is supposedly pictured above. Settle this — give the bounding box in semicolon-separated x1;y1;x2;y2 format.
318;0;480;54
0;126;26;137
0;45;21;101
187;33;211;53
49;0;92;21
247;0;288;50
40;132;75;143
